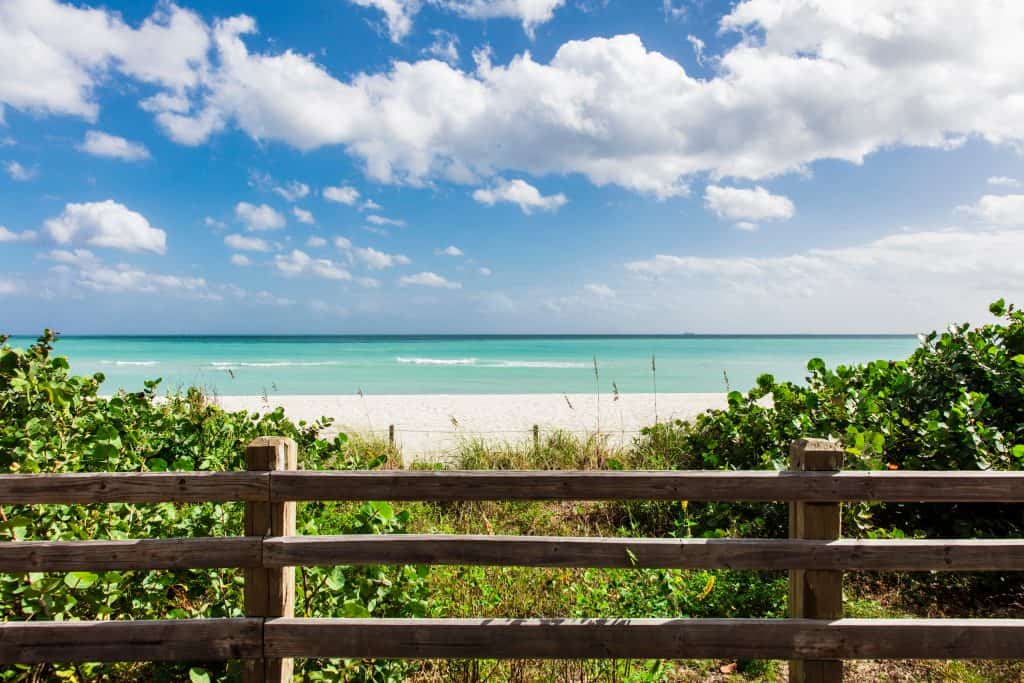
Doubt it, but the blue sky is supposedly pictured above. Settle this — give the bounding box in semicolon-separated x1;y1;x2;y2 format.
1;0;1023;334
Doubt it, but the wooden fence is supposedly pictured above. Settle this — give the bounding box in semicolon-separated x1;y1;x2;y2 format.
1;436;1023;683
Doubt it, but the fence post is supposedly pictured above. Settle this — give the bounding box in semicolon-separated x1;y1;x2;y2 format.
788;438;844;683
388;424;395;449
533;424;540;452
244;437;297;683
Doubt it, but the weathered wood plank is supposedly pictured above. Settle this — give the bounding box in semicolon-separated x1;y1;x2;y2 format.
244;437;296;683
269;470;1024;503
0;619;262;664
788;438;844;683
260;535;1024;571
263;617;1024;660
0;472;268;503
0;537;262;572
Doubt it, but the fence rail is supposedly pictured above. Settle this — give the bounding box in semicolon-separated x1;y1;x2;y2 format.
1;436;1022;683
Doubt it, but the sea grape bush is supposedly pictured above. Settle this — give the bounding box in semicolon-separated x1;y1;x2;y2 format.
0;331;426;682
633;300;1024;538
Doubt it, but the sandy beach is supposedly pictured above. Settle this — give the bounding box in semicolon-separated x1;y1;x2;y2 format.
216;393;727;461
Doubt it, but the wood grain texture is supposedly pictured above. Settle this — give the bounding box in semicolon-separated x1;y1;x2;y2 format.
243;437;296;683
269;470;1024;502
260;535;1024;571
789;439;844;683
0;537;261;571
0;471;268;503
0;619;262;664
263;617;1024;660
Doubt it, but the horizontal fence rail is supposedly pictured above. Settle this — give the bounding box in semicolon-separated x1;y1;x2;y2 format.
3;618;1023;665
5;536;1024;573
2;437;1022;683
4;470;1024;504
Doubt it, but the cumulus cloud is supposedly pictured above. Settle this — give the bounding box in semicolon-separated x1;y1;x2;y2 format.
0;226;36;242
435;245;464;256
78;130;150;161
0;0;209;120
0;280;17;295
224;233;270;252
323;184;360;205
478;266;492;276
293;207;314;224
230;253;252;266
349;0;565;42
5;161;37;181
79;264;210;295
44;200;166;253
235;202;286;231
274;249;351;280
307;236;327;248
703;185;795;225
355;246;411;270
423;30;460;65
956;194;1024;227
473;178;567;214
399;271;461;288
204;216;227;229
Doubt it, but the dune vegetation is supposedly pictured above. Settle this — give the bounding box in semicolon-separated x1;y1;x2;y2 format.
1;300;1022;682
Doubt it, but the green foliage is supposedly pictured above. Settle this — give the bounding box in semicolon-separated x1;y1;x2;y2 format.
0;331;426;682
632;301;1024;539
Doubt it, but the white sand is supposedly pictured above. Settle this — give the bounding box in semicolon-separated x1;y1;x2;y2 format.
215;393;727;461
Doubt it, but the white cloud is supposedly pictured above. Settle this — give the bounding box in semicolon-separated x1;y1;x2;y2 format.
137;5;1024;199
231;253;252;266
78;130;150;161
0;280;17;295
274;180;310;202
204;216;227;229
293;207;314;224
334;236;353;250
0;226;36;242
735;221;759;232
307;236;327;248
235;202;286;231
224;233;270;252
399;271;461;289
956;194;1024;227
323;184;360;205
274;249;351;280
473;178;567;214
584;283;615;298
79;264;210;295
366;214;406;226
423;30;459;65
360;199;382;211
478;266;492;276
355;246;411;270
623;226;1024;331
0;0;209;120
357;276;381;288
987;176;1020;188
704;185;795;223
349;0;564;43
5;161;37;181
436;245;464;256
44;200;166;253
44;248;99;267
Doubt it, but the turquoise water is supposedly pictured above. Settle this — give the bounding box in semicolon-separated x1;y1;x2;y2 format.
4;335;920;395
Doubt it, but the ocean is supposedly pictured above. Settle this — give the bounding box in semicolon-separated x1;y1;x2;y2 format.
4;335;920;396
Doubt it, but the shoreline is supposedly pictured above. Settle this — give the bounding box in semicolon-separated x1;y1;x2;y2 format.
215;392;728;460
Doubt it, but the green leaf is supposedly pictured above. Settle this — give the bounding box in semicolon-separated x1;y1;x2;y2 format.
64;572;98;590
1011;354;1024;366
189;668;212;683
341;599;371;618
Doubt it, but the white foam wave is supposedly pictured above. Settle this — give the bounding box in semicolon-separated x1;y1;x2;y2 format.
396;356;478;366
